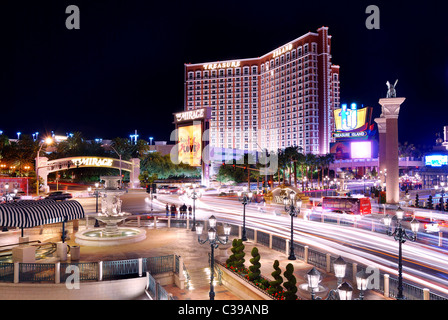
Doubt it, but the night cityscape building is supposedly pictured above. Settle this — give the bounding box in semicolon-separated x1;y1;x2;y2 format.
184;26;340;155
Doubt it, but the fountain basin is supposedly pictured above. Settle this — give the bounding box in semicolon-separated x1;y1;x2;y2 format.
75;227;146;246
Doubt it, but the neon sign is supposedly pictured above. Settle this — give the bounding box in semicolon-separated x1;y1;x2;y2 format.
203;61;241;70
175;109;206;123
333;104;368;132
273;43;293;58
71;158;113;167
425;155;448;167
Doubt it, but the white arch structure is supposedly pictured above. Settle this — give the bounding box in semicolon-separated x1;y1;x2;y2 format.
36;156;141;190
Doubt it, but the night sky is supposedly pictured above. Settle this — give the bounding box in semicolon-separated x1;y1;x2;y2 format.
1;0;447;147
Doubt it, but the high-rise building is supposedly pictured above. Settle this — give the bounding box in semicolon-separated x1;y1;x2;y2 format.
184;26;340;155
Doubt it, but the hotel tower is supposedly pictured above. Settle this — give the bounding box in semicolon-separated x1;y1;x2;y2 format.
184;26;340;155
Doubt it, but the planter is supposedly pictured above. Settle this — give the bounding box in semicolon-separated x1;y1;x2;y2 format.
216;261;278;300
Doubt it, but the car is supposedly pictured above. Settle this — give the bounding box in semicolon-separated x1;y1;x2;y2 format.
45;191;73;201
12;191;26;200
158;186;180;194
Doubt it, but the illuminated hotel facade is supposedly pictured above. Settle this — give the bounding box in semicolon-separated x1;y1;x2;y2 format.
184;26;340;155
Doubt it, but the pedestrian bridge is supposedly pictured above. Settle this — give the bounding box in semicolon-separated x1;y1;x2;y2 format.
329;157;423;170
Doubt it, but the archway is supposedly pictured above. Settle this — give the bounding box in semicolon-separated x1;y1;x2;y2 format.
36;156;141;191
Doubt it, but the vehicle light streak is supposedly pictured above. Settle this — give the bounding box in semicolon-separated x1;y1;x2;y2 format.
157;193;448;297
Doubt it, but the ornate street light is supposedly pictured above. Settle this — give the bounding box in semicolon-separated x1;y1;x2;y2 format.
383;206;419;300
283;191;301;260
333;256;347;285
237;187;252;241
187;184;202;232
307;265;368;300
355;269;370;300
196;215;231;300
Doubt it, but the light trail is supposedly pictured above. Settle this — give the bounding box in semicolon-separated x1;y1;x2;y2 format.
154;193;448;298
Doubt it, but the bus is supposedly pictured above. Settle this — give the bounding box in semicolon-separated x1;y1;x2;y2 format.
320;196;372;215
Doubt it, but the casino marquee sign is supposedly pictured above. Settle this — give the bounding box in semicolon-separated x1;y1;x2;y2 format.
45;157;134;173
332;103;376;140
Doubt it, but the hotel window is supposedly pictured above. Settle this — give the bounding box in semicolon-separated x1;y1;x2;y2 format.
297;47;302;57
196;71;201;79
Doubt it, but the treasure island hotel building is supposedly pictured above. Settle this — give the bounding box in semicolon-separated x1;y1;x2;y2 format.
184;27;340;156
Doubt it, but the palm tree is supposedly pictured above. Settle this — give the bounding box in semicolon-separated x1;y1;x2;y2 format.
305;153;316;189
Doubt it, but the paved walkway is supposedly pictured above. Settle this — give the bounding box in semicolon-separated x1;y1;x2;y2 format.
0;220;390;300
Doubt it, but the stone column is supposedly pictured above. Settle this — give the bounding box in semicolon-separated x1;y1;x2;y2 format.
374;117;387;183
378;97;406;205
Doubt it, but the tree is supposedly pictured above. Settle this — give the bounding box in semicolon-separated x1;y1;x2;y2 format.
248;247;261;282
226;239;245;272
268;260;283;296
427;195;434;210
283;263;298;300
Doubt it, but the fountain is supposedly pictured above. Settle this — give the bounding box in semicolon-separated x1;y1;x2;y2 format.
75;176;146;246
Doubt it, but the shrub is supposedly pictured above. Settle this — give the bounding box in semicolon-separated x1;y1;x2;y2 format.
283;263;298;300
226;238;245;271
268;260;283;296
248;247;261;281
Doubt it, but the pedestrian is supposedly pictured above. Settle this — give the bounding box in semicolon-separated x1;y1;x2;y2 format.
166;203;169;217
171;204;176;217
188;205;192;218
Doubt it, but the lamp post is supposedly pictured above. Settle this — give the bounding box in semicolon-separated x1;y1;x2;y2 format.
333;256;347;286
383;207;419;300
94;182;100;228
283;191;301;260
435;182;446;212
108;145;122;188
187;184;202;232
196;215;231;300
324;176;330;196
237;186;252;241
307;264;368;300
36;137;53;196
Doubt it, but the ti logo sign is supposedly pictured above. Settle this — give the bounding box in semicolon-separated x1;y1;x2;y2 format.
339;103;358;131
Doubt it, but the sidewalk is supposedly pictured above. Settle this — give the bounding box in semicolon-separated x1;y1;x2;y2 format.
154;228;391;300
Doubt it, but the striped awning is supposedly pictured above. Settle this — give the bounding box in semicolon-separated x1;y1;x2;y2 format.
0;200;85;228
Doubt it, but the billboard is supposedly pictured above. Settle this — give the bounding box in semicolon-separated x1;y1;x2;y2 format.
350;141;372;159
330;141;350;160
334;104;369;132
425;155;448;167
177;123;202;167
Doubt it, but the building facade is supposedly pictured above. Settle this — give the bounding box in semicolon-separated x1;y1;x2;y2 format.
184;26;340;155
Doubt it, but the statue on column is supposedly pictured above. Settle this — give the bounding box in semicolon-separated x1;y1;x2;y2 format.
386;79;398;98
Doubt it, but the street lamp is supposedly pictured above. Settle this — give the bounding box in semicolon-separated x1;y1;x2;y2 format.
307;265;367;300
435;182;446;212
283;191;302;260
333;256;347;285
36;137;53;196
94;182;100;227
187;184;202;232
196;215;231;300
383;206;419;300
324;176;330;196
237;187;253;241
107;145;122;188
